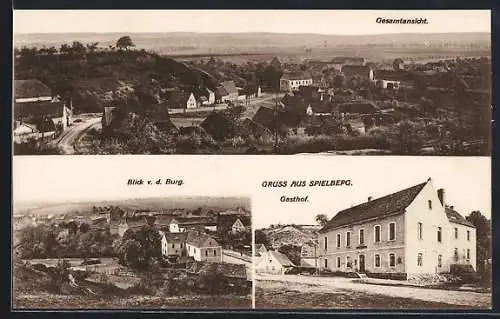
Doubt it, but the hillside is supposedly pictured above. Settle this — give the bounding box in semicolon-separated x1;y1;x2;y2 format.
261;224;319;249
14;196;251;217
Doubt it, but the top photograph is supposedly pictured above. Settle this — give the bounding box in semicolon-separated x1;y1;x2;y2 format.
12;10;491;156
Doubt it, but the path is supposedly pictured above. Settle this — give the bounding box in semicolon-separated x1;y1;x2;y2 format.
256;274;491;308
53;115;102;154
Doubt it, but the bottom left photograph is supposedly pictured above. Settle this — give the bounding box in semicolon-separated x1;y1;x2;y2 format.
13;196;252;309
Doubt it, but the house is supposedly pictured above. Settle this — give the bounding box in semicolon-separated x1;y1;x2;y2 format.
186;261;250;292
91;216;107;229
300;242;319;267
118;216;150;237
169;217;211;233
200;112;234;141
158;231;188;258
252;106;302;136
186;231;223;262
217;215;251;234
154;214;174;230
255;250;295;274
280;72;313;92
13;79;72;130
220;81;239;101
316;178;476;280
374;70;415;90
239;118;272;140
306;102;335;116
215;86;229;103
166;91;197;109
341;65;374;81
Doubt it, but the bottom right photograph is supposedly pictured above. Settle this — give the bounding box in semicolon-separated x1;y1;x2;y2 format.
253;160;491;310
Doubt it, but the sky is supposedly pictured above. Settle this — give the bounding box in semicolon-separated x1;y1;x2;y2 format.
13;156;491;227
13;10;491;35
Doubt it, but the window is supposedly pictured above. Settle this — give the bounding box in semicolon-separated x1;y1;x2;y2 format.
214;249;217;256
337;257;341;268
346;256;352;268
428;200;432;209
359;229;365;245
374;225;381;243
205;250;208;257
324;258;328;268
417;253;423;266
389;253;396;267
417;222;423;240
346;231;351;247
467;230;470;241
172;243;175;248
454;248;459;261
438;254;442;267
181;243;183;248
324;236;328;251
388;222;396;241
374;254;381;267
437;227;442;243
467;249;470;260
454;227;458;239
336;233;341;248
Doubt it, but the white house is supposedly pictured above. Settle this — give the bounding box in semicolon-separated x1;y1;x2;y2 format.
186;231;222;262
317;178;476;280
255;250;295;274
158;231;187;257
280;72;313;92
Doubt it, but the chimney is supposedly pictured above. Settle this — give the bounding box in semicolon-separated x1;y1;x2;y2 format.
437;188;445;206
368;196;373;202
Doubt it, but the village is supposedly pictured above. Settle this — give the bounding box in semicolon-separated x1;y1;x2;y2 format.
12;35;490;155
13;198;253;309
253;178;492;309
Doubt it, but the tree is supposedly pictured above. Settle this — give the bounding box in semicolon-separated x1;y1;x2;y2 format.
315;214;329;227
47;259;71;293
116;36;135;51
333;74;345;89
278;244;301;266
254;229;270;248
79;222;90;233
118;239;145;269
466;211;491;273
393;58;404;71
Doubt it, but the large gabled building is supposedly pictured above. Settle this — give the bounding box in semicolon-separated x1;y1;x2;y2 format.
317;178;476;280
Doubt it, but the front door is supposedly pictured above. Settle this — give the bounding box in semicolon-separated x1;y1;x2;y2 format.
359;254;365;273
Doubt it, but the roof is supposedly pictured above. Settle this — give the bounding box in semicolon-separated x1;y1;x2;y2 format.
269;250;295;267
14;79;52;99
14;101;64;120
445;207;475;227
123;216;149;228
217;214;251;232
200;112;233;141
255;244;267;251
166;91;193;108
171;216;211;225
341;65;372;76
186;231;220;248
375;70;413;82
319;181;428;233
252;107;302;133
187;261;247;279
308;102;335;114
215;86;229;97
220;81;238;94
282;72;312;81
338;102;380;114
154;214;174;226
239;118;270;139
162;232;188;242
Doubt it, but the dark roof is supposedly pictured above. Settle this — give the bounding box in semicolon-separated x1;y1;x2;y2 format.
375;70;413;81
308;102;335;114
338;102;380;114
124;216;149;228
252;107;302;134
282;72;312;81
187;261;247;279
220;81;238;94
162;231;188;242
319;181;428;233
154;214;174;226
421;73;470;90
166;91;193;108
186;231;220;247
215;86;229;98
14;101;64;120
217;214;251;232
239;118;270;139
14;79;52;99
200;112;233;141
445;207;475;227
341;65;372;76
172;216;211;225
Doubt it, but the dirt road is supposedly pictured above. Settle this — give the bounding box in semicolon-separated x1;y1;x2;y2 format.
53;115;102;154
255;274;491;308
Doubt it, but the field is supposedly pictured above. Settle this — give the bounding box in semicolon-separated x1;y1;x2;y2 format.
255;275;492;309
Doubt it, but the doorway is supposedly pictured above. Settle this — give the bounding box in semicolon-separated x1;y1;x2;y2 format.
359;254;365;273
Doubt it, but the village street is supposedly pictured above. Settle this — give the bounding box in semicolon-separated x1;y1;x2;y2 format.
52;114;101;154
255;274;491;308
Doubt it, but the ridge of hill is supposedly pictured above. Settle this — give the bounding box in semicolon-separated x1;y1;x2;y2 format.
261;224;319;249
